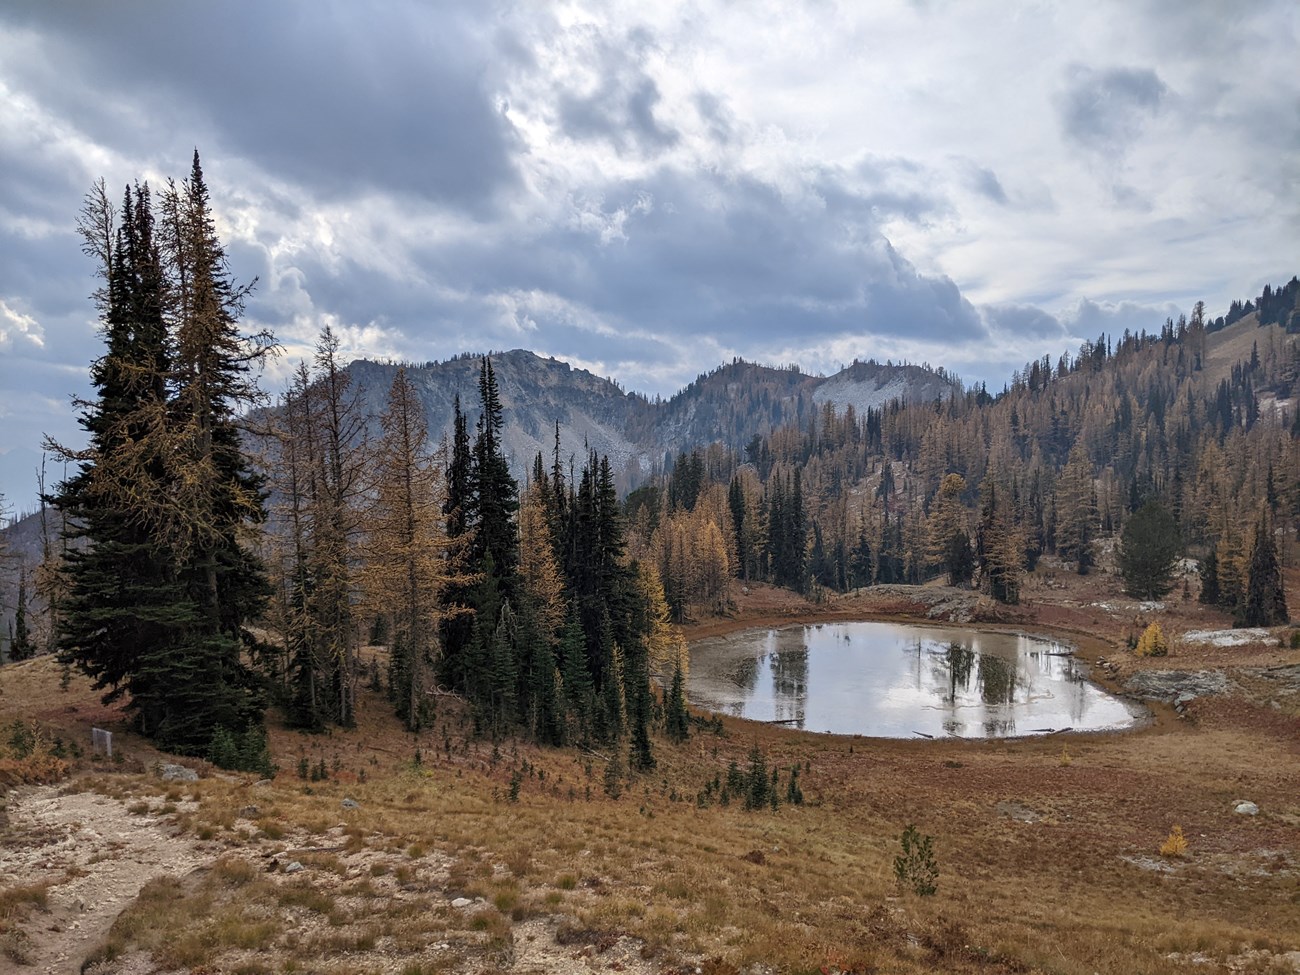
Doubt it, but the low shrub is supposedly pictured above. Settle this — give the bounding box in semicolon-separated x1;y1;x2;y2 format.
894;824;938;896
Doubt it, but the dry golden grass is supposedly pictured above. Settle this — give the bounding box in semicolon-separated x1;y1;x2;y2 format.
85;691;1285;975
4;604;1300;974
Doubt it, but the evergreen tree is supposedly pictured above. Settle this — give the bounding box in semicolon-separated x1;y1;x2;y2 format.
10;567;35;661
664;659;689;742
439;394;475;693
557;610;594;741
1198;548;1221;607
151;152;273;752
55;157;273;755
1240;507;1288;627
1118;500;1181;600
53;180;207;745
849;517;873;588
472;356;519;592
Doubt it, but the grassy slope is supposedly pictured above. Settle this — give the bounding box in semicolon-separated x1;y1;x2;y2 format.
1;570;1298;975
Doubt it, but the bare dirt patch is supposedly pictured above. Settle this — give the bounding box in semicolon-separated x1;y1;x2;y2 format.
0;784;210;974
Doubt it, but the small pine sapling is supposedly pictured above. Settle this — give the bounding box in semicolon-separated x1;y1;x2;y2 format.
1134;621;1168;657
894;824;939;896
1159;824;1188;858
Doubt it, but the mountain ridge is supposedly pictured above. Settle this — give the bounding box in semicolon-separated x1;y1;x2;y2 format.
343;350;957;489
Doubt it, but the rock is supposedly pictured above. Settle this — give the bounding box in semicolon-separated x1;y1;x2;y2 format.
252;779;274;789
995;801;1041;823
451;897;473;908
1124;670;1230;703
283;860;304;874
1174;692;1197;707
341;798;360;810
239;805;260;818
156;763;199;782
1234;801;1259;816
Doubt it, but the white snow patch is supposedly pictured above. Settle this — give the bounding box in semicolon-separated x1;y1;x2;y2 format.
1181;628;1278;648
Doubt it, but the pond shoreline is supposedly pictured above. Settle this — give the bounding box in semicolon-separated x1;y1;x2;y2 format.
681;603;1149;738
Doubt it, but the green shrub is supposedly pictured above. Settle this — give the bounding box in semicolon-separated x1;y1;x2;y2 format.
894;824;938;896
207;725;276;777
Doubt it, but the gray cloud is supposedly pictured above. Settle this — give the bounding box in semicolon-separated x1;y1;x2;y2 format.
1;1;521;213
693;92;735;145
968;166;1009;206
1063;296;1184;337
983;303;1066;340
556;29;680;154
1057;65;1169;155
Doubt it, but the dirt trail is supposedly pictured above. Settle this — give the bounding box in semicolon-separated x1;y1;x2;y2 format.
0;785;211;975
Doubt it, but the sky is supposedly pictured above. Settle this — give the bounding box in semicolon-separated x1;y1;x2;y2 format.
1;0;1297;513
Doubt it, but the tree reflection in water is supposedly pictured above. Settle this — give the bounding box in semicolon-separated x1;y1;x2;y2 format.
687;621;1145;737
944;642;975;702
977;653;1017;705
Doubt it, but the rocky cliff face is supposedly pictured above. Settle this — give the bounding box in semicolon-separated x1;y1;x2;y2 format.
346;350;957;488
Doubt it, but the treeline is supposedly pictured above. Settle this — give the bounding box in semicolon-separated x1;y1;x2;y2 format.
626;293;1300;625
43;159;691;772
263;345;688;768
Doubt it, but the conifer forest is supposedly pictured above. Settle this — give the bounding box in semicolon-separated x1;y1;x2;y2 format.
11;158;1297;773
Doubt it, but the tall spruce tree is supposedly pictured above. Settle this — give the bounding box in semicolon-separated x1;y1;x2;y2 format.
10;568;35;662
439;394;475;693
53;180;190;733
1240;507;1288;627
1118;500;1181;600
55;157;273;756
472;357;519;592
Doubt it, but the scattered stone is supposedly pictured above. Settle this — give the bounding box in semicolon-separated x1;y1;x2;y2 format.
283;860;304;874
341;798;360;810
995;801;1041;823
1234;801;1259;816
156;763;199;782
451;896;473;908
1121;854;1176;873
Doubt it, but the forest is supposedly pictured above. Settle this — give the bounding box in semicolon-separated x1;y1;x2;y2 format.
6;157;1298;775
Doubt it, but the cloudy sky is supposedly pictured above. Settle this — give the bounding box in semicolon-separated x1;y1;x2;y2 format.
1;0;1297;511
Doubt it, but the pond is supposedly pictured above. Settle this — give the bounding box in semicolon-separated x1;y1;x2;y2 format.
687;621;1147;738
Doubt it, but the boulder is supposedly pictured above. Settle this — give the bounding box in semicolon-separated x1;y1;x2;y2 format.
1124;670;1230;703
341;797;360;810
1233;801;1259;816
157;763;199;782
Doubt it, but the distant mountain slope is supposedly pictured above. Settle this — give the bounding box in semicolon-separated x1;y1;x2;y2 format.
343;352;957;487
813;359;955;416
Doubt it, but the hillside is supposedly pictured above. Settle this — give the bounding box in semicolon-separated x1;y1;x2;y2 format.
338;351;957;490
1;573;1297;975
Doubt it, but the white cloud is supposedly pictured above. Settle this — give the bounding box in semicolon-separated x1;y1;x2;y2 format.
0;298;45;350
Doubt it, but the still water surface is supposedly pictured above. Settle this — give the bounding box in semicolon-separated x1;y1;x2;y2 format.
687;621;1146;738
